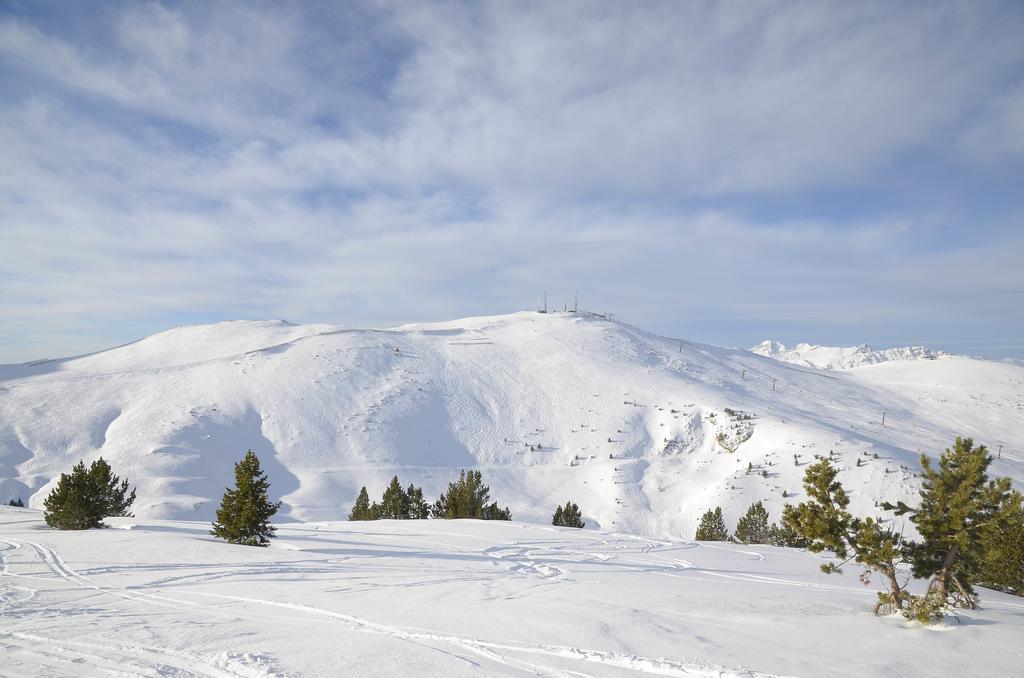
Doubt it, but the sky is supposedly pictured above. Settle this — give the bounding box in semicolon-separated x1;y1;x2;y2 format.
1;0;1023;363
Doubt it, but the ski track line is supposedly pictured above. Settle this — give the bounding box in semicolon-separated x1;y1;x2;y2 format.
16;539;550;676
175;591;781;678
0;537;18;576
4;630;264;678
695;542;767;561
20;538;789;676
21;541;265;678
1;630;244;678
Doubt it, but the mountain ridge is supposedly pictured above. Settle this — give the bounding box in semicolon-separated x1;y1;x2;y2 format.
2;311;1021;539
751;339;950;370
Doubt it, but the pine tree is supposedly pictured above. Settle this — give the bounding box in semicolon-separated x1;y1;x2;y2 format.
8;498;24;507
783;459;906;614
348;486;373;520
735;500;770;544
482;502;512;520
695;507;729;541
552;505;564;526
210;450;281;547
561;501;584;528
432;470;510;520
87;457;136;519
884;437;1022;607
43;457;136;530
406;483;431;519
977;504;1024;596
767;514;811;548
379;475;410;519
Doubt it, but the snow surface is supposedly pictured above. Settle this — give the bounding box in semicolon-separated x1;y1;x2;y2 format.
2;312;1023;539
750;340;947;371
2;507;1023;677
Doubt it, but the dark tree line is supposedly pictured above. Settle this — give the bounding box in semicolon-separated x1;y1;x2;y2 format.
695;503;808;548
349;469;511;521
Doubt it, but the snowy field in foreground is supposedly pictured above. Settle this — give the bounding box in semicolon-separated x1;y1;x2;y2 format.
2;507;1023;677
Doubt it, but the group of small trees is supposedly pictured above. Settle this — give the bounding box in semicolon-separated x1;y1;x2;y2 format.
695;502;808;548
7;498;24;507
349;469;512;521
552;501;584;528
348;475;431;520
784;438;1023;622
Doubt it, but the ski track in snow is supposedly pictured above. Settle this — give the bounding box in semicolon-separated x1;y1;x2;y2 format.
2;513;1023;677
1;534;790;677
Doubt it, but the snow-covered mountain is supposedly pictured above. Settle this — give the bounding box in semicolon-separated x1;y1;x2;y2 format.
2;312;1022;539
751;340;948;370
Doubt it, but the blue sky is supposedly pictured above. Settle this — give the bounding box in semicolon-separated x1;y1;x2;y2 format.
1;0;1023;362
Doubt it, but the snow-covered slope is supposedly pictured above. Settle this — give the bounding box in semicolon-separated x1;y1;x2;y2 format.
3;508;1023;677
751;340;947;370
2;312;1022;539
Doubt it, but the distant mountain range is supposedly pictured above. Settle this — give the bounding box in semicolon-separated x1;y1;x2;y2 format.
750;340;949;370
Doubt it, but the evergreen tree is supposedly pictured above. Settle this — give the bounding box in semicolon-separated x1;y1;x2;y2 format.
87;457;136;519
783;459;906;614
767;516;811;548
884;437;1022;607
379;475;410;519
559;501;584;528
348;486;373;521
406;483;431;519
695;507;729;541
735;500;770;544
8;498;24;507
482;502;512;520
43;457;136;530
977;504;1024;596
432;470;510;520
552;501;583;527
210;450;281;547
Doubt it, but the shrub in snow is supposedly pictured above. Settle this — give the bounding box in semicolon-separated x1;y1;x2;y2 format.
695;507;729;541
210;450;281;547
552;501;584;528
43;457;135;530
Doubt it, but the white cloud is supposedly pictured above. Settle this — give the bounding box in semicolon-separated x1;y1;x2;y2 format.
0;1;1022;362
